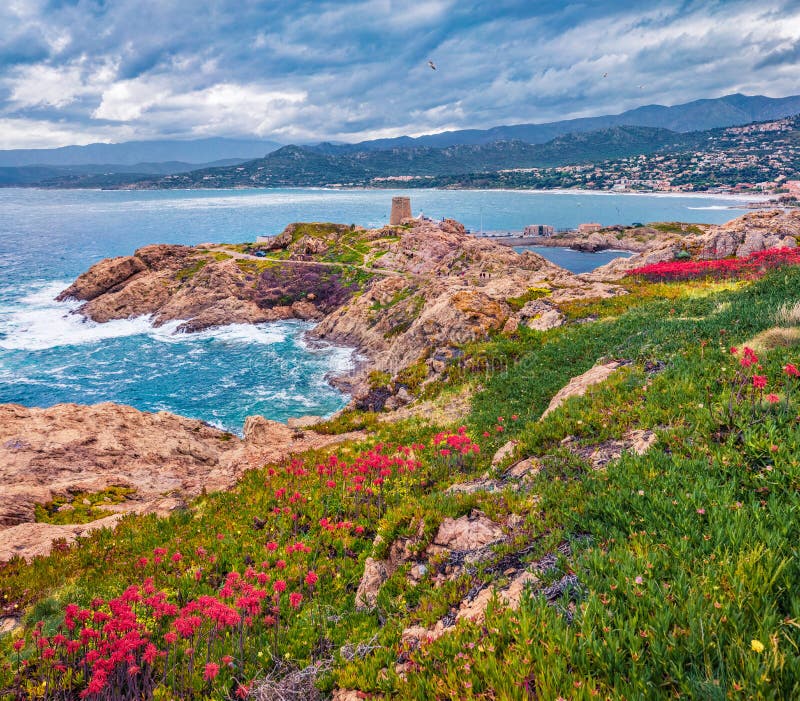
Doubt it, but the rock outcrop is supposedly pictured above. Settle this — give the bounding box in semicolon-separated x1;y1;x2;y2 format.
584;209;800;281
59;219;623;399
0;403;362;561
542;360;625;418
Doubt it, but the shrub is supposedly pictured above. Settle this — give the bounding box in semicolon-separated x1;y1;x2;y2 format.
627;247;800;282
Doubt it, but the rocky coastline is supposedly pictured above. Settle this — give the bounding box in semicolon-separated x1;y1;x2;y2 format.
4;210;797;562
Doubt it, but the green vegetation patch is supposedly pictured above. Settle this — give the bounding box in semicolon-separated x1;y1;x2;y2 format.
175;258;209;281
649;221;705;236
506;286;550;311
34;486;136;525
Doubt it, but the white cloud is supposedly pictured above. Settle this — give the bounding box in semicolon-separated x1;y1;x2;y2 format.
0;117;135;149
8;63;88;108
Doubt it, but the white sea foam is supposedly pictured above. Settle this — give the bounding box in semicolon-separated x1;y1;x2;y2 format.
0;281;292;351
0;282;161;351
687;205;734;211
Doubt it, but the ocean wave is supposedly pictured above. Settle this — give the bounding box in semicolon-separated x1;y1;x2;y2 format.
687;205;733;211
0;281;299;351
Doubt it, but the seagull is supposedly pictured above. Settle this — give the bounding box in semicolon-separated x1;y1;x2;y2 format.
602;72;608;78
428;60;437;70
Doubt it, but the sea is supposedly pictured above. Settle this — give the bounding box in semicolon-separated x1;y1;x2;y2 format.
0;187;757;432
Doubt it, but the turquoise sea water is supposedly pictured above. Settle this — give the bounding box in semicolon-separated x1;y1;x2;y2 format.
0;187;753;431
513;246;634;273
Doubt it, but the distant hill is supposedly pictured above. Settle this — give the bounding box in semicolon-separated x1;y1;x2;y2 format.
0;158;251;187
120;125;688;190
0;138;281;168
328;93;800;150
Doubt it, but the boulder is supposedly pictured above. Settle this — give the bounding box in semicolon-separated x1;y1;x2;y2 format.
505;456;541;481
432;512;504;551
491;440;519;467
541;361;623;418
242;416;293;445
354;557;388;611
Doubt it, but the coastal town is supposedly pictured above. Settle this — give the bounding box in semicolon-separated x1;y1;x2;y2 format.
369;116;800;197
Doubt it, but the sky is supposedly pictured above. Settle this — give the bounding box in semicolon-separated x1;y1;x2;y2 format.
2;0;800;149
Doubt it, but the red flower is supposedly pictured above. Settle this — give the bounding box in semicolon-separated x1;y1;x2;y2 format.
235;684;250;699
785;363;799;377
289;592;303;608
766;393;780;404
752;375;768;389
204;662;220;681
273;580;287;594
304;571;318;587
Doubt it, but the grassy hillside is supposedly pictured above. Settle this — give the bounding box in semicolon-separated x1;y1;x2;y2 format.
2;265;800;699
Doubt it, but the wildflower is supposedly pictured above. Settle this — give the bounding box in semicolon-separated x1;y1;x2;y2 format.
751;639;765;653
752;375;767;389
273;580;287;594
729;346;738;354
289;592;303;608
766;393;780;404
634;576;643;585
204;662;220;681
785;363;799;377
13;639;24;651
236;684;250;699
304;571;318;587
696;508;706;515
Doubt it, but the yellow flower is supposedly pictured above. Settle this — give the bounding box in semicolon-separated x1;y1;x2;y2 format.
751;639;765;653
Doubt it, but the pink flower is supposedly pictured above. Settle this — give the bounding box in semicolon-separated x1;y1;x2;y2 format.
752;375;767;389
289;592;303;608
204;662;220;681
785;363;799;377
766;393;780;404
304;571;318;587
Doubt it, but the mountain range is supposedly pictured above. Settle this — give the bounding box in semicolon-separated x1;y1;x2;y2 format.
322;93;800;151
0;137;281;168
2;93;800;188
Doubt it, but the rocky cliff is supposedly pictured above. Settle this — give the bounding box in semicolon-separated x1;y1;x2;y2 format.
0;403;361;561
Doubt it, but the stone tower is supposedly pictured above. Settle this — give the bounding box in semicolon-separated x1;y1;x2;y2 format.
390;196;412;225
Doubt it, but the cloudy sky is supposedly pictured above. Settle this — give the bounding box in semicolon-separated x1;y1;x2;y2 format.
2;0;800;148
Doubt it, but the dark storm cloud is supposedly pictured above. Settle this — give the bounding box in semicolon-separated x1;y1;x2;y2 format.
0;0;799;148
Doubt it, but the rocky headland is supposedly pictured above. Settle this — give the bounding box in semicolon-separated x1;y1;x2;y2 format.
58;217;621;393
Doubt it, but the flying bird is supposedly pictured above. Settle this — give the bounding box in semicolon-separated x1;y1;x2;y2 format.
602;72;608;78
428;60;437;70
